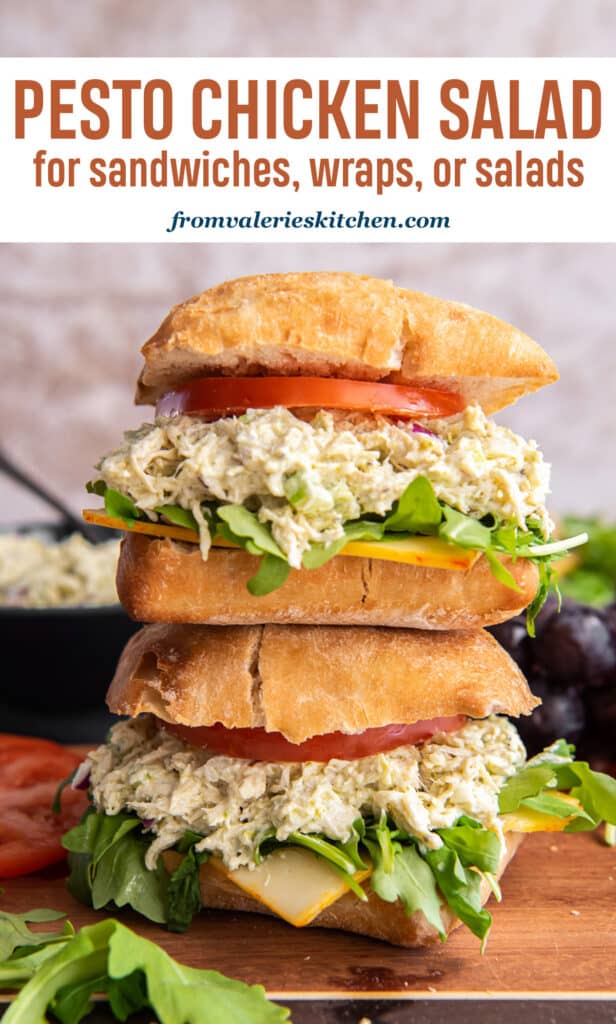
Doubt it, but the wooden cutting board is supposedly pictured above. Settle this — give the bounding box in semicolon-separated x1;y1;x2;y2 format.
1;831;614;999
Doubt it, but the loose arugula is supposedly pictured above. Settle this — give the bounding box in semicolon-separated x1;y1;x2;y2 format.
0;917;289;1024
0;906;71;962
87;476;585;630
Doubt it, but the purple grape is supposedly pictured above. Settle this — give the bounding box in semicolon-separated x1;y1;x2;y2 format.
489;616;531;675
605;602;616;639
532;605;616;688
586;684;616;740
516;679;586;755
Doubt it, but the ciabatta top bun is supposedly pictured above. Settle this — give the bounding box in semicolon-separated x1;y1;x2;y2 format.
107;623;538;743
136;272;558;411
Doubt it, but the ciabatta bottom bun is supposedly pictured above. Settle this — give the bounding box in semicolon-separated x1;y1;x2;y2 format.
116;533;539;630
162;832;523;947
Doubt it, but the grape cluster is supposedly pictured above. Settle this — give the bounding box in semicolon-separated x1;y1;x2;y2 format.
489;598;616;770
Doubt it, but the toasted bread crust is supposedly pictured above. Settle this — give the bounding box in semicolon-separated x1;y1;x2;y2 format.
161;832;523;947
107;622;538;742
117;533;539;630
136;273;558;411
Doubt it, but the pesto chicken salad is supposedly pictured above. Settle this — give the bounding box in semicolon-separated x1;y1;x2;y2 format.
63;715;616;943
81;715;526;871
88;403;585;627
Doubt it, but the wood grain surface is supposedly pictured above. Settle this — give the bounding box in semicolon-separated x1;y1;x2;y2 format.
1;831;614;998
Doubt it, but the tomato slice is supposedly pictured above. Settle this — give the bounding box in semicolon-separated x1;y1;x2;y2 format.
156;377;464;421
162;716;467;763
0;734;89;878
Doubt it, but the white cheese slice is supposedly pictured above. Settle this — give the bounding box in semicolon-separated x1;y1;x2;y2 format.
207;847;371;927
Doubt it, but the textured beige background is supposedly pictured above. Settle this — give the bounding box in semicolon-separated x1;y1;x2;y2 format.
1;1;614;524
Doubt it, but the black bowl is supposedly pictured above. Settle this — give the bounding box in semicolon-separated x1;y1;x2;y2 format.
0;523;140;714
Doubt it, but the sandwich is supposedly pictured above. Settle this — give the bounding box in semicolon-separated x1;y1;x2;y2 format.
62;622;616;946
83;272;586;632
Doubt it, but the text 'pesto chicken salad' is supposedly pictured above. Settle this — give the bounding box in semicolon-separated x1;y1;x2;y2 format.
87;404;585;629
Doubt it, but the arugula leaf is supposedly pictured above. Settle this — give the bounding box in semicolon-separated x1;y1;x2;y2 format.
3;918;114;1023
423;845;492;946
62;809;141;868
498;746;616;834
106;969;150;1021
3;918;290;1024
90;833;168;924
526;560;559;637
284;833;368;899
167;843;208;933
438;505;493;550
51;973;107;1024
63;810;168;925
0;938;76;988
247;554;291;596
52;769;78;815
367;841;444;938
339;819;368;871
484;550;522;592
217;505;285;559
559;762;616;831
155;504;199;531
521;793;594;823
383;476;442;534
436;819;502;875
107;920;289;1024
301;519;384;569
0;908;68;962
367;814;396;874
498;765;557;814
103;488;140;527
85;479;106;497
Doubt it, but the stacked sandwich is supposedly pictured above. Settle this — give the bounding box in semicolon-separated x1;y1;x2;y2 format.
66;272;615;948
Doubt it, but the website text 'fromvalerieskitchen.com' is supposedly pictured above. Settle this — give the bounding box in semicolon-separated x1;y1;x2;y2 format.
164;209;451;234
2;58;615;241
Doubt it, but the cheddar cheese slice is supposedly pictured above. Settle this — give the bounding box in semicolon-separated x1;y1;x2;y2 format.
83;509;478;571
501;792;582;833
